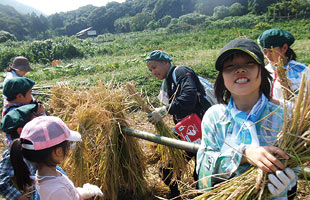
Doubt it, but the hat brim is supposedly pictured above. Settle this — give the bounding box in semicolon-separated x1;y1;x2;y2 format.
67;130;82;142
12;66;34;72
215;48;262;71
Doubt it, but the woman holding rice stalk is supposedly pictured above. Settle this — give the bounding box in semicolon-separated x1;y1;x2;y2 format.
196;38;298;199
257;28;309;102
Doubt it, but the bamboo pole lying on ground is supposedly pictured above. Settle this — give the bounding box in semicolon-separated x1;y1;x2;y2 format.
122;127;200;153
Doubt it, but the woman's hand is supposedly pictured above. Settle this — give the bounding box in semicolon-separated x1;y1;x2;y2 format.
243;146;289;173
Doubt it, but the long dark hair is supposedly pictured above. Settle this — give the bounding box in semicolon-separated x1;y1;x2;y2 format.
214;53;272;104
10;139;69;191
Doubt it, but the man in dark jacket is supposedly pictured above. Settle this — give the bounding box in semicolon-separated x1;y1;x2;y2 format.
146;50;211;199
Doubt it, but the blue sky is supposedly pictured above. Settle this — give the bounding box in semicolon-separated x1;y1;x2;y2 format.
16;0;125;15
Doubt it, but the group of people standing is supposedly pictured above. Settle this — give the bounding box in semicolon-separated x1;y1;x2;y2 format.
0;28;307;200
146;28;308;200
0;58;103;199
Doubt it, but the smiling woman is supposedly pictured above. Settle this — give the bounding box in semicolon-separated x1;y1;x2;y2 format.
15;0;125;15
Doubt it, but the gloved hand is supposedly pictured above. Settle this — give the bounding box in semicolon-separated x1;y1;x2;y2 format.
267;168;297;197
147;106;167;124
76;183;103;199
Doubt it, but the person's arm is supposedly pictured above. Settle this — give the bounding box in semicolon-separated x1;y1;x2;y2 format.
197;106;246;188
168;67;199;116
0;151;23;200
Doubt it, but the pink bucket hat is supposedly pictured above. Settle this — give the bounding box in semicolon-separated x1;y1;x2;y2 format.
20;116;81;150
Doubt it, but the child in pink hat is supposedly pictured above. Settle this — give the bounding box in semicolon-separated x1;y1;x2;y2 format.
10;116;103;200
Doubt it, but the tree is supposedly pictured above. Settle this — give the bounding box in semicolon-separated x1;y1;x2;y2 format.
213;6;230;19
157;15;172;27
114;17;132;33
27;13;48;37
49;13;64;29
195;0;247;16
152;0;196;20
229;3;246;16
179;13;206;25
248;0;279;14
130;12;153;32
266;0;310;20
0;30;16;42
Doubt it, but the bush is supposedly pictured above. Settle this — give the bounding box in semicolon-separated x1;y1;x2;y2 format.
0;31;16;43
166;23;193;34
178;13;207;25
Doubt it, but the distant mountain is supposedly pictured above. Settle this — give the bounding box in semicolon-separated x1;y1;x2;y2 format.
0;0;46;16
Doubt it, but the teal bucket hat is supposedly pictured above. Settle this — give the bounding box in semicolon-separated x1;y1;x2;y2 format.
3;77;35;99
258;29;295;49
146;50;172;63
1;104;37;133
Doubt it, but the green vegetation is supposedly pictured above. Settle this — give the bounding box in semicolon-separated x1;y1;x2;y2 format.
1;19;309;107
1;0;310;40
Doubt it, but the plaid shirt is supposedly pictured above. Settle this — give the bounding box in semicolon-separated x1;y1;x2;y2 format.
196;98;283;189
0;149;38;200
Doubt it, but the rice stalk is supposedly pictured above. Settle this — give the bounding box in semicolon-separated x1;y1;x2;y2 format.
125;82;189;179
275;56;291;100
48;82;149;200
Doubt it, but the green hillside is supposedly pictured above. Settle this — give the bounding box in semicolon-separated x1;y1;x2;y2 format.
1;19;309;105
0;0;45;16
0;0;310;40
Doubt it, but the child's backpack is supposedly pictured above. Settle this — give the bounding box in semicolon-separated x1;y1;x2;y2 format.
197;76;218;105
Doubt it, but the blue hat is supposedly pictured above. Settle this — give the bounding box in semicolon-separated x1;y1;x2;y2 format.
215;38;264;71
257;29;295;49
146;50;172;63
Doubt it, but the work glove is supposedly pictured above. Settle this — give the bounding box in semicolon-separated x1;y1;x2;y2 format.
147;106;167;124
76;183;103;199
267;168;297;197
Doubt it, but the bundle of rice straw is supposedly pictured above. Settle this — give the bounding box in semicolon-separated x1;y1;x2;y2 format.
275;59;292;100
48;82;148;200
193;70;310;199
125;82;189;179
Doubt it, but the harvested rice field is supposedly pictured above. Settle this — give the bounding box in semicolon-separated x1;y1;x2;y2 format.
0;82;310;200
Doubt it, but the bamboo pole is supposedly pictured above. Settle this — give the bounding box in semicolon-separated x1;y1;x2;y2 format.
122;127;200;153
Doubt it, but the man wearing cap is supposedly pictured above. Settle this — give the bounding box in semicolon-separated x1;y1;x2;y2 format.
3;56;34;106
0;104;39;200
146;50;211;198
257;28;309;101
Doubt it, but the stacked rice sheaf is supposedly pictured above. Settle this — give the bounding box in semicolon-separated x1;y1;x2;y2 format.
48;82;148;200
